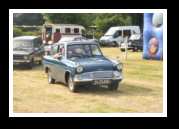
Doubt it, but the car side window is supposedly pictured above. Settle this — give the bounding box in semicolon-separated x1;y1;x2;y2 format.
52;44;65;59
38;38;42;46
34;38;42;48
113;30;122;38
58;44;65;57
51;45;59;55
91;45;102;56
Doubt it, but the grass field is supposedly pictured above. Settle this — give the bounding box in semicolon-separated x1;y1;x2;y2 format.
13;48;163;113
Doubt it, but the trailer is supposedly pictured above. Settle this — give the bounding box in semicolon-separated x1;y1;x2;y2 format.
42;24;85;44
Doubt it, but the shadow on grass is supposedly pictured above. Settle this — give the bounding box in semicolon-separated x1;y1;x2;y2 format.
13;64;43;71
77;83;154;97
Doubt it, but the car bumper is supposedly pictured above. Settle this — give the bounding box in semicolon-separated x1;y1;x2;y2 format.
73;71;123;85
74;79;122;87
13;60;31;65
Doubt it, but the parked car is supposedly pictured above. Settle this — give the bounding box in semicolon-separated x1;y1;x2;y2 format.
120;34;143;52
13;36;44;68
43;40;123;92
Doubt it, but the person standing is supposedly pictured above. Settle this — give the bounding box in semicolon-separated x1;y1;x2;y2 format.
53;29;61;43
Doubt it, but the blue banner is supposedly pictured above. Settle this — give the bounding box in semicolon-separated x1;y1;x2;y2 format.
143;13;163;60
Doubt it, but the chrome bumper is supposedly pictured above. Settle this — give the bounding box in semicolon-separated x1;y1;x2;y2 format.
73;71;123;82
13;60;31;64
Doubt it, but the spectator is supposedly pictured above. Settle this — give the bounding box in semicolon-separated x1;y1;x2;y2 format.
53;29;61;43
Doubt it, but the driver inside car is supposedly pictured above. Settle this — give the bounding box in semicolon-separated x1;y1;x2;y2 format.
53;46;64;59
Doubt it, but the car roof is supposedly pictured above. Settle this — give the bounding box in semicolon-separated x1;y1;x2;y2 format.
110;26;140;29
55;40;98;46
13;36;39;40
59;35;85;42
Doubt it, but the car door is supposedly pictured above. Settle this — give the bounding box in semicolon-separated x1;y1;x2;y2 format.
51;44;66;83
54;44;67;83
47;44;59;79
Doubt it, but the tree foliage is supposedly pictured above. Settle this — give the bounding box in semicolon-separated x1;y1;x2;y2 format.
13;13;44;25
13;13;143;38
94;14;132;33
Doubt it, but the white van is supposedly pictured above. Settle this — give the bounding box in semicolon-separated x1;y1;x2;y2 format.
99;26;141;47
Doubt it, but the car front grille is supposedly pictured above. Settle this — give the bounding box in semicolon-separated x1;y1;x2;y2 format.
13;55;24;60
93;71;113;78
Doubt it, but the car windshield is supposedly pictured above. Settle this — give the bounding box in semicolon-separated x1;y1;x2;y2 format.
67;44;102;59
13;40;33;50
105;28;118;36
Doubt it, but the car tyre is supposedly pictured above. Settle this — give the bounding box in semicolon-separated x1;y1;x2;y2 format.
108;82;119;91
68;75;78;92
132;47;138;52
113;42;119;47
48;70;55;84
27;59;34;69
38;60;42;65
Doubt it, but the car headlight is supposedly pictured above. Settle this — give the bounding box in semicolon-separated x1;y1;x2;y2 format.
117;63;123;70
113;71;120;77
24;55;28;60
76;65;84;73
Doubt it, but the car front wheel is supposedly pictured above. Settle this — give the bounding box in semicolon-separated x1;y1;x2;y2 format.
113;42;119;47
27;59;34;69
48;70;55;84
38;60;42;65
68;75;78;92
108;82;119;91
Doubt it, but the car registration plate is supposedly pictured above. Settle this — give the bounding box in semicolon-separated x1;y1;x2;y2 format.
93;80;111;85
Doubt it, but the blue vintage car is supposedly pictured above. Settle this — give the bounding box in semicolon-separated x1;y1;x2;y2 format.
43;40;123;92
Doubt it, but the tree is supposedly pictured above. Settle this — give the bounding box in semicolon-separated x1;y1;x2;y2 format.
129;13;143;31
93;14;132;33
13;13;44;25
13;13;143;39
43;13;88;26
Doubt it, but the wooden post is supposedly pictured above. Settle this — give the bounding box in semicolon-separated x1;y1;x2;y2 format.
125;37;128;60
125;41;127;60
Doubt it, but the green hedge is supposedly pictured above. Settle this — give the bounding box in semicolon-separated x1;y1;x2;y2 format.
13;27;41;37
